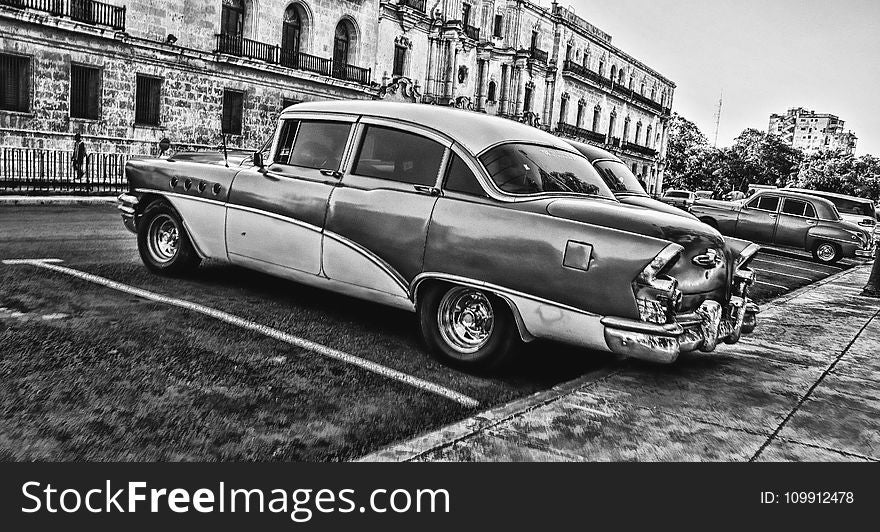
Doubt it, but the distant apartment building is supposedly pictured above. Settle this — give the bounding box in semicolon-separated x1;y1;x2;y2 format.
768;107;857;154
1;0;675;192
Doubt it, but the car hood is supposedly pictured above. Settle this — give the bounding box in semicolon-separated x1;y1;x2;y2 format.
618;195;700;220
546;198;735;309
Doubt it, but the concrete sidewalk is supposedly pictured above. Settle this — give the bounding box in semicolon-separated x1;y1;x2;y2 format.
0;196;117;205
362;265;880;462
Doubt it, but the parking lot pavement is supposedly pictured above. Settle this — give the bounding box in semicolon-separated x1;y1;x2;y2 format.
747;247;859;303
0;205;610;461
2;205;869;462
364;264;880;462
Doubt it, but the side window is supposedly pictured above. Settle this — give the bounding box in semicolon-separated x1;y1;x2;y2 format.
289;121;350;170
352;125;446;186
782;199;807;216
749;195;780;212
274;119;299;163
444;152;487;197
804;203;816;218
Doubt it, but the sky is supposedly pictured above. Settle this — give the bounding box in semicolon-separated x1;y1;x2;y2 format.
561;0;880;155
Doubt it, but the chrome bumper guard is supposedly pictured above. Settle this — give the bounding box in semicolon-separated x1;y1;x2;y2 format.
117;193;139;234
602;267;759;364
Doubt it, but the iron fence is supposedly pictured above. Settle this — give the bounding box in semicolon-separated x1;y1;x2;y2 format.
0;147;131;194
0;0;126;30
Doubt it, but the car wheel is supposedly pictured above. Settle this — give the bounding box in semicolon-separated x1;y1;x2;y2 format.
137;200;200;275
418;284;521;372
812;241;841;265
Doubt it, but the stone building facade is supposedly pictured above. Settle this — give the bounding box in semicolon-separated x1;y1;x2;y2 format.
1;0;675;191
769;107;857;155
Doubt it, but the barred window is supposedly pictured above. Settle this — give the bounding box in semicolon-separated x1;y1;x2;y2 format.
0;53;30;113
135;75;161;126
222;89;244;135
70;64;100;120
493;15;503;38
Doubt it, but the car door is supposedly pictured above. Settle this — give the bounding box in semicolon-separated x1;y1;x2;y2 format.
774;197;817;249
226;116;355;275
322;119;449;296
734;194;781;244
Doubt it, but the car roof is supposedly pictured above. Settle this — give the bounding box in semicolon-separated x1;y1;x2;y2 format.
785;188;874;204
283;100;578;155
752;189;839;218
563;140;619;162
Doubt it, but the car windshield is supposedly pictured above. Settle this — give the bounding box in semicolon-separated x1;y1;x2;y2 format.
592;160;646;195
665;191;690;198
479;144;615;198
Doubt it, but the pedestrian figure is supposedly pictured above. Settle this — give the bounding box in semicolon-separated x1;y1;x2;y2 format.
72;133;90;191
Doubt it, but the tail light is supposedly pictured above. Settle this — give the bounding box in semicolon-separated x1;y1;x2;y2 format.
633;244;683;324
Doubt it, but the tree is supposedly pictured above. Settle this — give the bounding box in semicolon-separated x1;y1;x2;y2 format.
725;129;804;191
795;151;880;202
663;113;718;191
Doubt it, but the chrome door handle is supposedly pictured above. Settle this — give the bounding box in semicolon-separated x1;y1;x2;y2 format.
413;185;440;196
319;168;342;179
769;213;777;218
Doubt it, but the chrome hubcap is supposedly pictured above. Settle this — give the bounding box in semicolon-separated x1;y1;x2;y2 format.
437;287;495;355
817;243;836;262
147;214;179;263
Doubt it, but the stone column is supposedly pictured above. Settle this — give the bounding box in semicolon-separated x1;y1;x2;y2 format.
449;45;459;100
514;66;525;116
477;59;489;111
541;78;551;125
499;64;509;114
426;37;436;98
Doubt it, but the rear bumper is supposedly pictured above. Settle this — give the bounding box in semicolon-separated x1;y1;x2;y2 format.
601;267;759;364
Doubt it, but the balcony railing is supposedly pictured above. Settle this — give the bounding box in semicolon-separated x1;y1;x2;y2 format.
609;136;621;148
562;60;609;88
464;24;480;41
622;142;658;157
398;0;426;12
332;62;372;85
557;122;606;145
280;48;331;77
1;0;126;30
215;34;371;85
530;47;548;64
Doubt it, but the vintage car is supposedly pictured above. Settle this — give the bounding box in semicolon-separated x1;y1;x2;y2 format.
784;188;878;240
691;189;875;264
660;189;697;211
565;140;698;220
118;101;760;370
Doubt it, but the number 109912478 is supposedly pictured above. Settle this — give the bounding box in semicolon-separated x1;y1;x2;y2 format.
761;491;854;504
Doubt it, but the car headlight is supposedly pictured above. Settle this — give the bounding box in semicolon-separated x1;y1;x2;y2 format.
633;243;683;324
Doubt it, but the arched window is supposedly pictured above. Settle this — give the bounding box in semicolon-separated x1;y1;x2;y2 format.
622;116;630;142
640;81;645;95
598;59;605;76
334;19;353;67
282;4;307;63
610;64;617;82
221;0;245;37
582;50;589;68
650;85;657;101
634;121;642;145
559;95;569;124
592;104;601;132
487;80;497;101
646;125;653;147
618;68;625;85
608;110;616;138
523;85;533;112
629;74;634;90
576;101;584;127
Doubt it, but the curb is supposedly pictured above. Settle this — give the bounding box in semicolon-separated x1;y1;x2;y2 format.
358;264;872;462
0;196;117;206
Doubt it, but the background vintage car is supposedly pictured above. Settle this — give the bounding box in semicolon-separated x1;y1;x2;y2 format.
784;188;878;240
119;101;759;370
660;189;697;210
691;189;875;264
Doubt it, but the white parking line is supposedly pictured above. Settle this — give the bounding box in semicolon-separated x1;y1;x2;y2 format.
755;280;788;290
1;258;480;408
752;257;835;275
758;251;843;270
751;267;814;282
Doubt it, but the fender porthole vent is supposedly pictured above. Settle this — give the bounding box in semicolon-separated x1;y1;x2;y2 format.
184;178;192;191
198;181;207;193
212;183;222;195
170;177;178;188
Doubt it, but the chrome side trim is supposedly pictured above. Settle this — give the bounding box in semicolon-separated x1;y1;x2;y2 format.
599;316;684;337
226;202;323;234
322;231;410;295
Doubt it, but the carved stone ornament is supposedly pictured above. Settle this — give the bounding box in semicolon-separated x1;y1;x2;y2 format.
377;76;422;103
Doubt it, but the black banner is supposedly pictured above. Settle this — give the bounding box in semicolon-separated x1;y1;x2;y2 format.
0;463;874;530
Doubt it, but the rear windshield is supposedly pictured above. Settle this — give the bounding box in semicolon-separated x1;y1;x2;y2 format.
592;160;647;195
479;144;615;198
665;191;690;198
820;196;874;218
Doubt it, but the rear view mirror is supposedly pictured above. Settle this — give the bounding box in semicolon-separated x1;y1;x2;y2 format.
253;151;265;169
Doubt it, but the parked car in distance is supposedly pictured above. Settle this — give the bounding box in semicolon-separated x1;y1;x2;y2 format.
119;101;760;370
565;141;698;220
695;190;714;200
660;189;697;211
746;184;777;197
691;189;875;264
723;191;747;201
784;188;878;240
